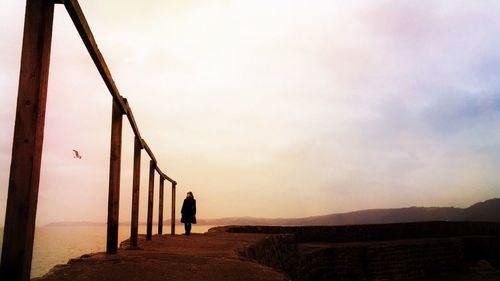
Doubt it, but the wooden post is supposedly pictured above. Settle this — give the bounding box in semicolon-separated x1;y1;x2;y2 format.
158;177;165;235
0;1;55;280
146;160;155;240
130;136;141;248
106;99;123;254
171;182;177;235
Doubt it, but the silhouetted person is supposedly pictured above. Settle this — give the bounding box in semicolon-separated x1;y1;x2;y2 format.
181;191;196;235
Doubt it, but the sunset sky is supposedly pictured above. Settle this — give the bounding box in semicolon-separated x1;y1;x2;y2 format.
1;0;499;226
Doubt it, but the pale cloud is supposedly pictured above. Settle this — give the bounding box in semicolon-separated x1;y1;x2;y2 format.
1;0;499;225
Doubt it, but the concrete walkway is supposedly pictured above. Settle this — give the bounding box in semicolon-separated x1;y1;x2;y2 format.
33;231;287;281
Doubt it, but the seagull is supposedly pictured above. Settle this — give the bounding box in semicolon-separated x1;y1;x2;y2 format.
72;149;82;159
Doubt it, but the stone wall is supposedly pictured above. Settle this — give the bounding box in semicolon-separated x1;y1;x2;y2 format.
225;221;500;242
231;222;500;281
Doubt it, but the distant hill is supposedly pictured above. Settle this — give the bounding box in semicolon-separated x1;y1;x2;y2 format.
198;198;500;226
44;198;500;227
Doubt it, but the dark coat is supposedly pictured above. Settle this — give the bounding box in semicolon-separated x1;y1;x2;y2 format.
181;197;197;224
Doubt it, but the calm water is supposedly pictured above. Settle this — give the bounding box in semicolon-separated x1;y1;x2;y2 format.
0;224;217;278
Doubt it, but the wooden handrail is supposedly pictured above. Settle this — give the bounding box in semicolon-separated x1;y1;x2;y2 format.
156;167;176;184
122;98;143;146
142;139;157;164
1;1;180;278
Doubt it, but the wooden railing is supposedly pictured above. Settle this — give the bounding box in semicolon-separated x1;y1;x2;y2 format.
0;0;179;280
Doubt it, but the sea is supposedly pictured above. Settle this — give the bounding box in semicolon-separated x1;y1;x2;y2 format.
0;224;217;278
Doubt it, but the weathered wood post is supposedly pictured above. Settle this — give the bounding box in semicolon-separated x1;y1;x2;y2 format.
130;136;142;248
146;160;155;240
0;1;55;280
106;99;123;254
158;177;165;235
171;182;177;235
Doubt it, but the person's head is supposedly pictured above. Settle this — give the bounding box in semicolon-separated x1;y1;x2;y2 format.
187;191;194;199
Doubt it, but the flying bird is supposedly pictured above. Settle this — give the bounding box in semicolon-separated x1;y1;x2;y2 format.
72;149;82;159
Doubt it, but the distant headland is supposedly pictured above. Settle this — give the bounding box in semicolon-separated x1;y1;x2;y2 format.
44;198;500;227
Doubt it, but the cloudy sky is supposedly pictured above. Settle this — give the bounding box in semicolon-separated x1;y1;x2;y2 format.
1;0;499;226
